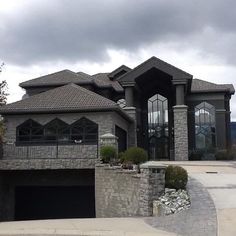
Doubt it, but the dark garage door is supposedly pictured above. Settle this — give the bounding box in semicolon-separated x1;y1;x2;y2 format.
15;186;95;220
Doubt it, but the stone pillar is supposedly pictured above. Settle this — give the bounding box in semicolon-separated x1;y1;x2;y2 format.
123;107;137;147
139;164;166;216
125;87;134;107
173;105;188;160
175;84;185;105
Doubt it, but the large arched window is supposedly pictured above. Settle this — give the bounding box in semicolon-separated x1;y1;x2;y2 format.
71;117;98;144
44;118;70;142
17;119;43;143
195;102;216;149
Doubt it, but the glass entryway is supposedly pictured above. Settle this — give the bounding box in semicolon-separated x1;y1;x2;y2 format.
148;94;169;160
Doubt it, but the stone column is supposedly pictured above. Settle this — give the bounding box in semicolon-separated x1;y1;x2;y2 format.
173;105;188;160
175;84;185;105
123;107;137;147
125;86;134;107
139;164;166;216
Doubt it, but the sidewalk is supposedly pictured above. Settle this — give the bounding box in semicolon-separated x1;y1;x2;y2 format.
0;218;176;236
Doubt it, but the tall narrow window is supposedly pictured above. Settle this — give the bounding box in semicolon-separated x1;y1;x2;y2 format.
71;117;98;144
44;118;70;142
17;119;43;143
195;102;216;149
148;94;169;160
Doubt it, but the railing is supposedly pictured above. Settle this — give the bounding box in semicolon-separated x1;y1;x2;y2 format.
1;141;98;160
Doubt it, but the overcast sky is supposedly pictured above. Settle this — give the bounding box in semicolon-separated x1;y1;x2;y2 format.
1;0;236;120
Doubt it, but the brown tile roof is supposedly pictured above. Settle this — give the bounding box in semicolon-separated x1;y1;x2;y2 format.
0;83;120;114
20;69;124;93
191;79;235;94
92;73;124;92
20;70;92;88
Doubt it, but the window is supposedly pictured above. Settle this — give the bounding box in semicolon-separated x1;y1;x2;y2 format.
17;119;43;143
148;94;169;160
71;117;98;144
16;117;98;145
44;118;70;142
195;102;216;149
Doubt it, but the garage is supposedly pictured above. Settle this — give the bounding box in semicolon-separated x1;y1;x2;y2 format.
0;169;95;221
15;185;95;220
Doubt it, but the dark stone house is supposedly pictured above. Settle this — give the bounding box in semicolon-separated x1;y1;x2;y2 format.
0;56;234;220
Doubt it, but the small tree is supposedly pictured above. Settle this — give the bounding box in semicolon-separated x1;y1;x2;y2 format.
0;63;8;142
0;63;8;105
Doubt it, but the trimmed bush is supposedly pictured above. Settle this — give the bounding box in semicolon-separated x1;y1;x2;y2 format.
100;145;117;163
118;152;125;163
165;165;188;190
123;147;148;165
189;150;204;161
215;150;234;160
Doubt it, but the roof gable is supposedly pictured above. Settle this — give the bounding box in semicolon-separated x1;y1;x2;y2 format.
118;56;192;84
108;65;131;80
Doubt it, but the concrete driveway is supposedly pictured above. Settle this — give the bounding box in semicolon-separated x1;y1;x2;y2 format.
159;161;236;236
0;218;176;236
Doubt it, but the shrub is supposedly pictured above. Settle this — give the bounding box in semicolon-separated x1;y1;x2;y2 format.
165;165;188;190
100;146;117;163
189;150;204;161
123;147;148;165
215;150;234;160
118;152;125;163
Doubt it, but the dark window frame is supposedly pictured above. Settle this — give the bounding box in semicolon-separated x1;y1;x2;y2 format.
71;117;98;144
16;117;98;146
195;102;216;150
44;118;70;143
16;119;44;144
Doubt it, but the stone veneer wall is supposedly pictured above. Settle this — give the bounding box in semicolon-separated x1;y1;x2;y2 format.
173;105;188;161
95;164;165;217
2;112;130;169
3;144;97;160
0;158;97;170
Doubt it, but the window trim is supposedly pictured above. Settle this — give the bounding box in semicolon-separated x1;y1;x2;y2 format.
194;101;216;150
16;117;98;146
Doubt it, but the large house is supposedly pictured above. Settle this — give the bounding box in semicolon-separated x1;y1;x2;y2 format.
0;56;234;220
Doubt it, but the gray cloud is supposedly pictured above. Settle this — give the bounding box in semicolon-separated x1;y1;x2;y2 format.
1;0;236;65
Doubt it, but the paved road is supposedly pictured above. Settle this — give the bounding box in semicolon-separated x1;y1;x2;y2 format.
146;177;217;236
159;161;236;236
